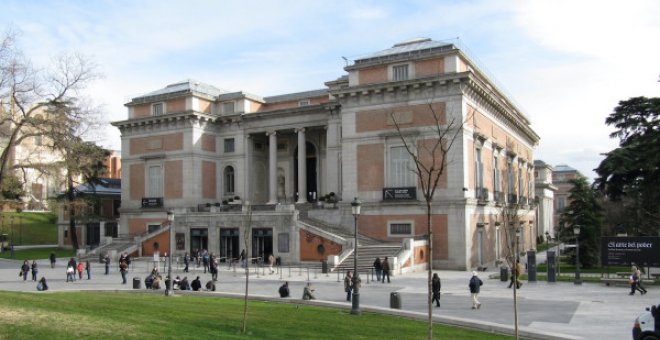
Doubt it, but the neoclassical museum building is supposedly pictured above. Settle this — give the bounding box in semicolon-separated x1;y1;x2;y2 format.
110;38;539;271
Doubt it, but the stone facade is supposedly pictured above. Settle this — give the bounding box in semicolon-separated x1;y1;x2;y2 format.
112;38;540;269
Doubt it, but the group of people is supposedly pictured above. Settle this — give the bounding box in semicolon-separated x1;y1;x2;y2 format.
278;281;316;300
372;257;391;283
630;264;648;295
65;258;91;282
19;260;38;282
183;250;220;280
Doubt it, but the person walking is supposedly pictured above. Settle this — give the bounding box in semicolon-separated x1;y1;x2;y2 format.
49;252;56;269
634;265;647;295
183;252;190;273
67;258;77;281
31;260;38;282
66;264;75;282
432;273;441;307
469;271;483;309
85;260;91;280
210;255;218;281
508;260;523;289
344;271;354;302
21;260;30;281
119;260;128;284
268;254;275;274
373;257;382;282
381;257;391;283
77;261;84;280
104;255;110;275
202;250;210;273
630;266;646;295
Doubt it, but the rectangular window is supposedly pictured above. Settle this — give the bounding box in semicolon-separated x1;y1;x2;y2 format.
507;159;514;195
557;197;566;211
147;165;163;197
224;138;235;153
389;223;413;236
388;146;415;187
223;102;235;114
493;155;500;192
518;167;524;199
148;224;161;234
298;99;310;107
475;148;483;189
393;64;409;81
152;103;164;116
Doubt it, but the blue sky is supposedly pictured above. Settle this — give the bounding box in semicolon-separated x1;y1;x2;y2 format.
2;0;659;179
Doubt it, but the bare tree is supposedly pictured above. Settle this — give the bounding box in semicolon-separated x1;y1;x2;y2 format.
390;103;472;340
0;29;99;203
241;202;253;333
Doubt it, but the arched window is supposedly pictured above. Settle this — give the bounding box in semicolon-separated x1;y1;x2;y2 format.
224;166;235;195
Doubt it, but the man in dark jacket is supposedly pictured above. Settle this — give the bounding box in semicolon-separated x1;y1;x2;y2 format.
279;282;290;298
381;257;391;283
469;271;483;309
432;273;441;307
191;276;202;291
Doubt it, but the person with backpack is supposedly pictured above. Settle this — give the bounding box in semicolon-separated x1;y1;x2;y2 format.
344;271;354;302
469;271;483;309
279;282;290;298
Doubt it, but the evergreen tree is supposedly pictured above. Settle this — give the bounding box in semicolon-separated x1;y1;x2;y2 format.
559;176;602;268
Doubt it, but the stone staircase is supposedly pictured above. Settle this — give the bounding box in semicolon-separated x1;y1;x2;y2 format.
334;245;401;271
80;236;137;261
296;203;380;246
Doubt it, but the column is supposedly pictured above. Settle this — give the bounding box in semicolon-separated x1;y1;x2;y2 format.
296;128;307;203
244;135;252;202
267;131;278;204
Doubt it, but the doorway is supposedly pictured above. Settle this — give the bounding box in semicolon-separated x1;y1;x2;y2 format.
86;223;100;248
190;228;208;253
220;228;240;261
294;142;317;202
252;228;273;262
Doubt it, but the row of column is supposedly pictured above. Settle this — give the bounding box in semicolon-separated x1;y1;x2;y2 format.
266;128;307;204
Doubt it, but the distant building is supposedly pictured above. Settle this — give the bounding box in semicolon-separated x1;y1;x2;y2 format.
112;38;539;270
533;160;557;239
552;164;582;233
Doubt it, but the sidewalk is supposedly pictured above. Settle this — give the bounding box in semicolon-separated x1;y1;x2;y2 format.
0;257;655;339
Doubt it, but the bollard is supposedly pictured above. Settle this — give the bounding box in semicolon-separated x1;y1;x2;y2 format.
390;292;402;309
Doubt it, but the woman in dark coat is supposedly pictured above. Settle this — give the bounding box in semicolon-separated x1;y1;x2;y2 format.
432;273;441;307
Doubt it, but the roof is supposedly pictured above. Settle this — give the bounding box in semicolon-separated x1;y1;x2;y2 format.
131;79;226;102
354;38;455;65
74;178;121;195
263;89;328;103
553;164;578;173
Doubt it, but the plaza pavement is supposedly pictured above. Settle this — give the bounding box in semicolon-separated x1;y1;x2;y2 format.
0;256;656;340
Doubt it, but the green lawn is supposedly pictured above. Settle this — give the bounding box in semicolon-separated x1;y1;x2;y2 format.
0;211;58;245
0;247;75;260
0;291;511;339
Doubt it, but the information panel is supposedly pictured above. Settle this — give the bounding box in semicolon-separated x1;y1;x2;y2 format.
383;187;417;200
601;237;660;267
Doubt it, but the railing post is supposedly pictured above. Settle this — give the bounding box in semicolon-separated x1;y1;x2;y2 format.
314;267;317;279
337;269;341;282
366;269;370;284
307;267;310;281
288;265;291;278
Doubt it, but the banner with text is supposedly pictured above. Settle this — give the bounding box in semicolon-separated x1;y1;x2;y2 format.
601;237;660;267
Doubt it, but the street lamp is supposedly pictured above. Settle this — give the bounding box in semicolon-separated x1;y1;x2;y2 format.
573;225;582;285
350;197;361;315
165;210;175;296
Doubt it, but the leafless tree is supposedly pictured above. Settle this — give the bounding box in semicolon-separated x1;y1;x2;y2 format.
0;29;100;203
241;202;253;333
390;103;472;340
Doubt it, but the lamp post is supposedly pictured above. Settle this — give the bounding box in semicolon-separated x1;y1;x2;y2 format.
573;225;581;285
350;197;361;315
166;210;175;296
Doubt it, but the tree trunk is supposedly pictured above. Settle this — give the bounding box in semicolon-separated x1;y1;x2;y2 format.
67;174;79;250
427;199;433;339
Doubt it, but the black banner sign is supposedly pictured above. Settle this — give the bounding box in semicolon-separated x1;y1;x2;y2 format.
601;237;660;267
383;187;417;200
141;197;163;208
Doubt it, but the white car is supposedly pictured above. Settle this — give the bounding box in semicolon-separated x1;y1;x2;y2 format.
633;304;660;340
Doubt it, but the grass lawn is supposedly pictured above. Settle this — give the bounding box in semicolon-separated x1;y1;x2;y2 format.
0;291;511;339
0;211;58;245
0;247;75;260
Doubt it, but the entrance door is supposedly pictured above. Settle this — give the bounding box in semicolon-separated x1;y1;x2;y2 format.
220;228;240;261
252;228;273;262
294;142;317;202
86;223;100;248
190;228;208;253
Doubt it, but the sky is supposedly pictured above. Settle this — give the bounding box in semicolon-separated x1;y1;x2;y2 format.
1;0;659;180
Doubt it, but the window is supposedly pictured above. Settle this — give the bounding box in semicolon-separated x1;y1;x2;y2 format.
224;138;235;153
389;222;413;236
518;167;524;199
298;99;310;107
388;146;415;187
493;154;500;192
475;148;483;189
223;102;235;114
528;170;534;201
507;158;514;195
152;103;164;116
393;64;409;81
224;166;235;195
148;224;161;234
557;197;566;211
147;165;163;197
